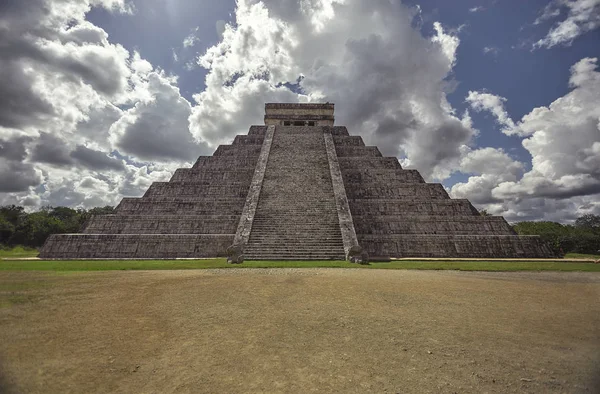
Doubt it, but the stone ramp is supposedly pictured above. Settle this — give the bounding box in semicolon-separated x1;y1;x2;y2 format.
244;126;346;260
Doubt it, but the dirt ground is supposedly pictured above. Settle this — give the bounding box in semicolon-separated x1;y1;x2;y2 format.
0;269;599;393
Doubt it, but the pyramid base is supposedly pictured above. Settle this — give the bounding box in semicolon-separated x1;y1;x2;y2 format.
359;235;556;259
39;234;234;259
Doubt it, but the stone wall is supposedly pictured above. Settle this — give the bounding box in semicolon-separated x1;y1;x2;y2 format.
41;234;233;259
84;215;239;234
358;235;553;259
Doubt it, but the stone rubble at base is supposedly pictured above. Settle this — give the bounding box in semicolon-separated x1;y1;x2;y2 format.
40;103;554;260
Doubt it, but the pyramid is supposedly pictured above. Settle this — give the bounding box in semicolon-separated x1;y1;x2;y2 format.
40;103;554;260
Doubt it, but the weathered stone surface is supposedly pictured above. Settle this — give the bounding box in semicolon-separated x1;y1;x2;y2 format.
116;197;246;215
233;125;275;247
243;126;345;260
83;215;239;234
358;235;553;259
40;234;233;259
342;169;425;184
334;146;382;157
324;131;359;259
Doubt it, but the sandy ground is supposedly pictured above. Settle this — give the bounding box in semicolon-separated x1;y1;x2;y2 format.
0;269;599;394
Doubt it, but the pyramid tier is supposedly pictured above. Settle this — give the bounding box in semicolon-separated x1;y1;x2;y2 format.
116;197;246;215
345;183;449;199
341;169;425;183
83;215;239;234
335;146;382;157
352;215;515;235
337;156;402;169
143;182;251;198
333;136;364;147
40;234;233;259
169;168;255;182
191;156;260;170
358;234;554;259
347;198;480;216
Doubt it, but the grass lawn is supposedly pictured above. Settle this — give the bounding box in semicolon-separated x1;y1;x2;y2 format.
565;252;600;260
0;246;39;258
0;258;599;272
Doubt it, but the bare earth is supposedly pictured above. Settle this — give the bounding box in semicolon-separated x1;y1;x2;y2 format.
0;269;599;393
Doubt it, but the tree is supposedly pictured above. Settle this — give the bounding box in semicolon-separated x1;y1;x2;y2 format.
479;209;492;217
575;214;600;231
0;216;15;244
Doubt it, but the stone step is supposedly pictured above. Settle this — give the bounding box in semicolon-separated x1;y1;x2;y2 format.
337;157;401;170
347;199;480;216
345;183;449;200
244;255;345;260
332;135;364;146
334;146;382;157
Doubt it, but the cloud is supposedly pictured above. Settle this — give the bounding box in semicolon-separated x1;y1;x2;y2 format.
0;0;206;210
191;0;472;180
30;133;74;167
70;145;125;171
482;46;500;56
0;159;42;193
469;6;485;13
453;57;600;222
466;91;517;134
110;67;211;161
183;27;201;48
450;147;524;205
534;0;600;48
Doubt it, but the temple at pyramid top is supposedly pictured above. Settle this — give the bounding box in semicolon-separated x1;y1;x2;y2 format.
40;102;554;261
264;103;335;126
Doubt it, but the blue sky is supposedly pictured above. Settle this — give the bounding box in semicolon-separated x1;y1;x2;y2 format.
0;0;599;222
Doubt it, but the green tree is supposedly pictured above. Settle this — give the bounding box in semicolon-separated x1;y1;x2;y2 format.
575;214;600;231
0;216;15;244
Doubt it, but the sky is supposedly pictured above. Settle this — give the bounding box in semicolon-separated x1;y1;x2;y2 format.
0;0;599;223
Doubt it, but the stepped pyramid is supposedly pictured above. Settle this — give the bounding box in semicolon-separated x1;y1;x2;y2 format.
40;103;554;260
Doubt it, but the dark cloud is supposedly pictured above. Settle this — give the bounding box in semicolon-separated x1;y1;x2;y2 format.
0;159;41;193
116;111;203;161
0;136;33;161
70;145;125;171
30;132;73;166
0;61;55;128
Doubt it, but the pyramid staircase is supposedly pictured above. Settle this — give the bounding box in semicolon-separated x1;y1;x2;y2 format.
244;126;345;260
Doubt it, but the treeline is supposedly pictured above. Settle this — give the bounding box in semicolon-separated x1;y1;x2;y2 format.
512;214;600;255
1;205;599;255
0;205;114;248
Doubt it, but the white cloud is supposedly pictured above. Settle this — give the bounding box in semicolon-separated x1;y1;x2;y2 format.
482;46;500;56
453;57;600;222
465;91;517;134
534;0;600;48
469;6;485;13
450;147;524;205
183;27;201;48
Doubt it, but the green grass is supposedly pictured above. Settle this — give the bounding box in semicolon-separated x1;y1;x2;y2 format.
0;259;599;272
564;252;600;260
0;246;39;258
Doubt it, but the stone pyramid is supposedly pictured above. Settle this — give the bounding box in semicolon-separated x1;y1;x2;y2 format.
40;103;554;260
